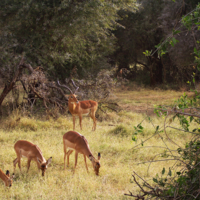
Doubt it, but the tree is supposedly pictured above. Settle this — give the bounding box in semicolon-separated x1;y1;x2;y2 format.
112;0;200;87
125;3;200;199
112;0;165;86
0;0;138;80
0;0;138;107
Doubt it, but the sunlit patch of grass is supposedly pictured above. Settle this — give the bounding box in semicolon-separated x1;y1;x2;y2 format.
113;89;194;110
0;113;196;199
2;112;73;132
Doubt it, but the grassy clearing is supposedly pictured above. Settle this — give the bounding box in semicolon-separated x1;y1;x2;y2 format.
113;89;194;112
0;89;196;199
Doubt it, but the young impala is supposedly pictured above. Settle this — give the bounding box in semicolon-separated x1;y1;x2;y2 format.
57;80;98;131
13;140;52;176
0;169;14;187
63;131;101;175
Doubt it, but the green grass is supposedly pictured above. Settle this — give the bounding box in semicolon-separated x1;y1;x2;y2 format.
0;89;196;199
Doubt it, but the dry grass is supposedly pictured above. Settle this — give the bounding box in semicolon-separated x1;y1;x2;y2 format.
0;89;196;199
113;89;194;114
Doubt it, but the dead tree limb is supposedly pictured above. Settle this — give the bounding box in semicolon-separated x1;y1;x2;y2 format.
0;56;35;107
0;58;24;106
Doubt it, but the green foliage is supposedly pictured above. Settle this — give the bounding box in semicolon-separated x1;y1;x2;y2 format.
132;123;144;142
155;3;200;58
143;50;152;57
113;0;165;65
152;139;200;199
129;5;200;194
152;167;172;187
0;0;138;78
129;90;200;199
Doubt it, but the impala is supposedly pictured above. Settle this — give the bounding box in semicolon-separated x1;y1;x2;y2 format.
13;140;52;176
63;131;101;175
58;79;98;131
0;169;14;187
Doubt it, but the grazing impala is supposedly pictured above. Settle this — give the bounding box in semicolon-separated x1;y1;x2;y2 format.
13;140;52;176
57;80;98;131
0;169;14;187
63;131;101;175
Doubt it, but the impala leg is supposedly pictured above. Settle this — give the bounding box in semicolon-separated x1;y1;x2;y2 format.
27;158;32;173
94;117;97;131
73;116;75;131
17;154;22;172
13;158;18;173
64;143;67;170
83;155;89;172
74;151;78;174
90;111;97;131
79;115;82;130
67;150;73;168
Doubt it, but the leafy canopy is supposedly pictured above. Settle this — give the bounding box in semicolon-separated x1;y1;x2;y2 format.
0;0;138;78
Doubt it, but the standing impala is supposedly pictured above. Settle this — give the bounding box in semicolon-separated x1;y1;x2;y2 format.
13;140;52;176
57;80;98;131
0;169;14;187
63;131;101;175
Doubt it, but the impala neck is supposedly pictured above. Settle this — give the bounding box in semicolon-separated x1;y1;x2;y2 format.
83;143;95;161
0;169;9;184
35;146;46;163
72;102;76;111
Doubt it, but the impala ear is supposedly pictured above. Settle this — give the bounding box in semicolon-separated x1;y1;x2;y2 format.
46;157;52;166
37;157;42;164
98;153;101;161
6;170;10;177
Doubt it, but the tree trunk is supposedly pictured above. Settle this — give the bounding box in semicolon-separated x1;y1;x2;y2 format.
0;59;34;106
148;56;163;87
0;67;23;106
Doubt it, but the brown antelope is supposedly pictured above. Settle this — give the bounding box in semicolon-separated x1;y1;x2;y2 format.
13;140;52;176
63;131;101;175
0;169;14;187
58;80;98;131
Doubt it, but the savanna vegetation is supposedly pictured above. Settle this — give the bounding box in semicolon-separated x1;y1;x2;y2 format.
0;0;200;200
0;89;196;200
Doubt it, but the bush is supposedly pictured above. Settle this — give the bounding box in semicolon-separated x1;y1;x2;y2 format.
109;124;130;137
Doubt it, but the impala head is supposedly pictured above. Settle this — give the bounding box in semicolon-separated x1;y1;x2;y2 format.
89;153;101;176
37;157;52;176
5;170;14;187
57;79;79;104
67;94;79;104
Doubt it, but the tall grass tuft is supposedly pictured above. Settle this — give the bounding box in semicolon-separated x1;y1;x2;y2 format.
108;124;130;137
2;110;73;131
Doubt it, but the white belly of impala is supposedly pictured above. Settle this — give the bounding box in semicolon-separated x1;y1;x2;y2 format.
64;138;83;154
72;112;90;117
68;147;75;150
20;149;30;158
